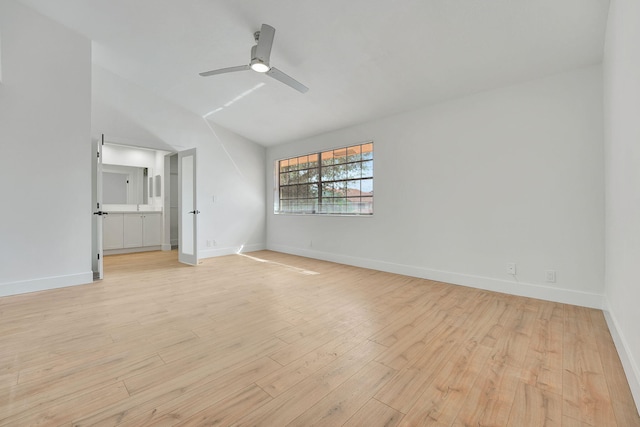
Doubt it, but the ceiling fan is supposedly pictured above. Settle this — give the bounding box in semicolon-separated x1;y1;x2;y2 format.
199;24;309;93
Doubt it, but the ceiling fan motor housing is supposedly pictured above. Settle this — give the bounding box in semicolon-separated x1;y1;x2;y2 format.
250;45;270;72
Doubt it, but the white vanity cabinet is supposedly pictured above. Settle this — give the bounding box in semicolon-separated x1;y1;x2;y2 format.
141;213;162;246
123;214;144;248
103;213;124;250
103;212;162;254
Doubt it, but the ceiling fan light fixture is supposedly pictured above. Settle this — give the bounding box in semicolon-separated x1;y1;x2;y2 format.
200;24;308;93
250;61;270;73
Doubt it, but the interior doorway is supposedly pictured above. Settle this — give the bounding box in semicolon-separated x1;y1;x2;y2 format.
92;140;174;279
177;148;199;265
92;142;200;279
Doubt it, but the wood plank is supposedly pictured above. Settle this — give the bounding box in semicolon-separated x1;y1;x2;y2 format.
589;310;640;426
286;361;396;426
520;305;564;395
0;250;636;426
563;326;617;426
374;318;464;371
256;320;378;397
343;399;404;427
398;338;493;426
374;325;465;413
0;381;129;427
232;339;387;426
114;358;280;427
0;354;164;419
450;357;521;427
175;384;272;427
506;382;562;427
124;337;286;396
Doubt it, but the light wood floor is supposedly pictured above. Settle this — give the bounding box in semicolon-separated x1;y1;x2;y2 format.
1;250;638;426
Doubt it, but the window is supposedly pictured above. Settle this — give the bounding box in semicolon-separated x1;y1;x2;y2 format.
275;142;373;215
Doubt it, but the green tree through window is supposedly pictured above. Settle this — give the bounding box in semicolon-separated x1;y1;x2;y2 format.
276;142;373;215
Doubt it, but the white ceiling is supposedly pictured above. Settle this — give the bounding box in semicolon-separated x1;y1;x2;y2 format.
21;0;609;146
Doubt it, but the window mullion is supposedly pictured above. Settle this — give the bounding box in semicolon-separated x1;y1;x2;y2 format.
277;144;372;215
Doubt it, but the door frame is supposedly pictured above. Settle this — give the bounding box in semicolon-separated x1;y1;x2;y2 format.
91;134;105;280
93;142;199;275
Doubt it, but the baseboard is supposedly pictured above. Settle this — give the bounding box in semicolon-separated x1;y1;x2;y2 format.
161;244;172;251
104;246;162;255
603;299;640;414
267;244;604;309
0;272;94;297
199;243;266;259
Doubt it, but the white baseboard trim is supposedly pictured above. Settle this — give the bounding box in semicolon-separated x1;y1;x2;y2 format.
267;244;604;309
199;243;266;259
161;244;172;251
0;272;94;297
603;299;640;414
104;246;162;255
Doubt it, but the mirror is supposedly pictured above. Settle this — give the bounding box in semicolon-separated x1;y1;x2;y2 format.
102;164;150;205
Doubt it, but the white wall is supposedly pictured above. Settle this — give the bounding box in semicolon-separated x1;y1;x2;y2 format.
0;0;92;296
267;66;604;308
603;0;640;410
103;143;158;169
92;66;266;257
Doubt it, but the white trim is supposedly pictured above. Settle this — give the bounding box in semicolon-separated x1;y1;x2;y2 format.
267;244;604;309
0;272;94;297
199;243;266;259
104;246;162;255
603;298;640;414
161;243;172;251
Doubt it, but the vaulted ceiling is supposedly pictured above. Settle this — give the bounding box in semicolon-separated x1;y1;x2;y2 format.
21;0;609;146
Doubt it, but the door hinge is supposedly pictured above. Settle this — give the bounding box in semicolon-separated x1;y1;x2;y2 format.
97;151;100;158
97;202;100;209
97;253;100;260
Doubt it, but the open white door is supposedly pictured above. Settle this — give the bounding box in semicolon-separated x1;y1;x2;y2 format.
92;135;105;279
178;148;198;265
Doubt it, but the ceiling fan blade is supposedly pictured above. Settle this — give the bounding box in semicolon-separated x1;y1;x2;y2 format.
266;67;309;93
199;65;250;77
254;24;275;64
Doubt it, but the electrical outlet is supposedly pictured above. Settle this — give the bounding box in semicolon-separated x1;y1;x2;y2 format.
206;240;212;248
545;270;556;283
309;239;313;247
507;263;517;275
212;240;217;246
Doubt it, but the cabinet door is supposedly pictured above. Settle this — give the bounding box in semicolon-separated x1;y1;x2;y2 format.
103;213;124;250
123;214;144;248
143;213;162;246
